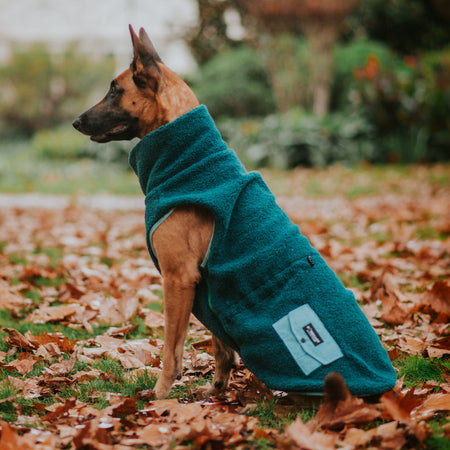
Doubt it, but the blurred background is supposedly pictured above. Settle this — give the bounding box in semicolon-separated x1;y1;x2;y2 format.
0;0;449;193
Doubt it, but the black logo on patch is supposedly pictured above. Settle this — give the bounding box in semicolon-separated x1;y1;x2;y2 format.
303;323;323;346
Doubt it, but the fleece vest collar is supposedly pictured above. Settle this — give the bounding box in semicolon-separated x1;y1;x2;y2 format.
129;105;396;396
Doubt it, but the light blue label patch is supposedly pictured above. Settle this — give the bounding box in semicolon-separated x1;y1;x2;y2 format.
273;304;343;376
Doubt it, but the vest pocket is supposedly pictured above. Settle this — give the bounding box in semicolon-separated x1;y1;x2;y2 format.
272;304;343;376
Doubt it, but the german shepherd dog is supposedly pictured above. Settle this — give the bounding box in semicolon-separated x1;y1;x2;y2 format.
73;26;396;401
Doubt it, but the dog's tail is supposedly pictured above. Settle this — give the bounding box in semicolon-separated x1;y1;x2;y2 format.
323;372;351;408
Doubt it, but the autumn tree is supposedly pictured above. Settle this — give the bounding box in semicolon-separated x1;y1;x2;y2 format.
235;0;360;116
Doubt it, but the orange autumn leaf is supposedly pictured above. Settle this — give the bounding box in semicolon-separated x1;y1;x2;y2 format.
412;393;450;421
284;418;336;450
0;421;34;450
413;281;450;318
31;331;78;353
380;390;424;424
3;328;38;351
44;349;78;376
0;356;38;375
43;397;77;421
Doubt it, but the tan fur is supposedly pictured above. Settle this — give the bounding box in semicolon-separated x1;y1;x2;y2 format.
114;64;199;137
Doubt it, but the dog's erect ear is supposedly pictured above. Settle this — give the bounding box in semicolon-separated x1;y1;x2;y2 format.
138;27;161;62
129;25;161;92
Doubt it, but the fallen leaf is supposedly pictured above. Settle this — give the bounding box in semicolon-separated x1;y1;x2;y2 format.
380;390;423;424
412;393;450;421
31;332;78;353
0;356;37;375
413;281;450;318
44;350;78;376
283;418;336;450
26;304;81;324
3;329;37;351
144;309;165;328
371;421;407;450
0;421;35;450
0;281;28;313
43;397;77;421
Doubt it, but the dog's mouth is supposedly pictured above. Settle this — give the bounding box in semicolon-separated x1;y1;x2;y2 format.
90;124;130;143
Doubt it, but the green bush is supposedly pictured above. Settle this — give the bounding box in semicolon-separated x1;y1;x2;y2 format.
218;109;375;169
32;124;133;164
348;45;450;162
189;46;276;118
331;39;393;111
0;43;115;135
32;125;87;159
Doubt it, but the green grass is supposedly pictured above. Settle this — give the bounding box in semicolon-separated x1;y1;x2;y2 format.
1;138;448;197
416;226;448;240
0;138;140;195
0;310;109;344
248;397;314;430
68;357;156;409
168;376;212;402
394;355;450;387
0;381;19;422
426;417;450;450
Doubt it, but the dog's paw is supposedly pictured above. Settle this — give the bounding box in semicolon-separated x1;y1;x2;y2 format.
154;378;173;399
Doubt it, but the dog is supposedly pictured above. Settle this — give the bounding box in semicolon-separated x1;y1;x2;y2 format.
73;26;396;400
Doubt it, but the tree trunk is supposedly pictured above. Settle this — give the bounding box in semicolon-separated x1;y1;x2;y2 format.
303;20;339;117
261;34;307;113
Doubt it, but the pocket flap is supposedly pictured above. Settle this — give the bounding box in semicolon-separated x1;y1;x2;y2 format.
273;304;343;376
288;304;343;366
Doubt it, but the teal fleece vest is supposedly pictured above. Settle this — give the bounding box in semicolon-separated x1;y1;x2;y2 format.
129;106;396;396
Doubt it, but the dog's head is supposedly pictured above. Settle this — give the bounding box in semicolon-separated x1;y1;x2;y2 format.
73;26;198;142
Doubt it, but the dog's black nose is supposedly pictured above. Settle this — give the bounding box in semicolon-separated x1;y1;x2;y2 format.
72;117;82;130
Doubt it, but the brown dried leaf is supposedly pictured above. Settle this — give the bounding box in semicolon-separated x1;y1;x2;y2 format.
0;421;35;450
412;393;450;421
106;324;137;337
44;350;78;376
413;281;450;318
283;418;336;450
72;419;116;449
3;329;37;351
380;390;423;424
139;424;172;447
371;421;408;450
106;397;137;418
144;309;165;328
31;332;78;353
81;335;160;369
379;290;411;325
0;281;27;313
26;303;81;324
42;397;77;421
0;356;37;375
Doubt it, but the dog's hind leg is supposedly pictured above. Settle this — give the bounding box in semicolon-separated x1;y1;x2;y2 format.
211;335;238;392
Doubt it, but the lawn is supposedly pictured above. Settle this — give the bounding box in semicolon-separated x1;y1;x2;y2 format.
0;145;448;448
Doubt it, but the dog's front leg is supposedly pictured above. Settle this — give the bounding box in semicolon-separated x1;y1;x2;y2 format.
151;206;213;399
154;267;198;398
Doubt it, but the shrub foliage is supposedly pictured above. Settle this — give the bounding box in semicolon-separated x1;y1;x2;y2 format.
0;44;115;135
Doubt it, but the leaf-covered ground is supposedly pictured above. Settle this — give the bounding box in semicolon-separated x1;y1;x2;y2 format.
0;164;448;449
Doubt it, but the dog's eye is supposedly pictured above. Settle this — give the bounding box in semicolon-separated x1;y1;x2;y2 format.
108;81;120;98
